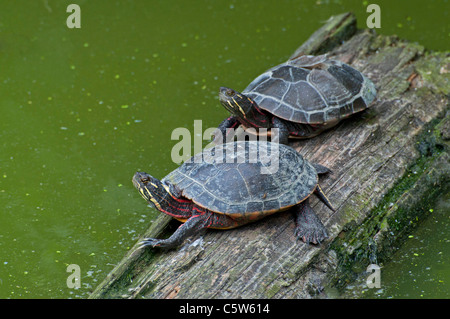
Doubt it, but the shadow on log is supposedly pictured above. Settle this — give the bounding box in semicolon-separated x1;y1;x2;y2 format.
90;12;449;299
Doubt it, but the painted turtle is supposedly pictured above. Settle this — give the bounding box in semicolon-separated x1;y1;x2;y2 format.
133;141;334;249
214;54;376;144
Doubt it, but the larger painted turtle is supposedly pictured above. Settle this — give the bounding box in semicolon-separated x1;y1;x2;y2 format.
133;141;334;249
214;54;376;144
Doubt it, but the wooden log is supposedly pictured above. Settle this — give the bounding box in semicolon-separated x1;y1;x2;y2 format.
90;12;449;299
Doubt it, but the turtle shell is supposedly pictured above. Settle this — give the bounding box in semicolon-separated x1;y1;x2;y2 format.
163;141;318;217
242;54;376;124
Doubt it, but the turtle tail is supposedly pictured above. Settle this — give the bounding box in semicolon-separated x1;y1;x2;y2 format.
314;184;335;212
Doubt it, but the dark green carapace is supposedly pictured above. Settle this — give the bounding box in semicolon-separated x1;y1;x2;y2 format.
133;141;335;249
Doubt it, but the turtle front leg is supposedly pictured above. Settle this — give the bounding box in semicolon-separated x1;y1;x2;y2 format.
293;198;328;244
213;116;240;144
138;214;208;250
271;117;289;144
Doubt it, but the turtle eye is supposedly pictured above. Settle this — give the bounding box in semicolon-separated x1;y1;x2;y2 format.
141;177;150;184
225;89;235;97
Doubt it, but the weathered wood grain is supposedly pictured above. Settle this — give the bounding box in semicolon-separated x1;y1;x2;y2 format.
90;13;449;299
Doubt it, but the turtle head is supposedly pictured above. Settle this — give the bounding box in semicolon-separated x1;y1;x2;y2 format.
219;87;255;119
132;172;167;209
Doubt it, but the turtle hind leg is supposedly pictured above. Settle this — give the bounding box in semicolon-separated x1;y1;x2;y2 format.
138;213;208;250
293;199;328;244
311;163;332;175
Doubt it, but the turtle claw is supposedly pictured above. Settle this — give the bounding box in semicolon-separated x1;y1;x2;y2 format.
137;237;163;249
294;227;328;245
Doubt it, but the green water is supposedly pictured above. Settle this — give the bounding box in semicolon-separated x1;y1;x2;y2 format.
367;195;449;298
339;194;449;299
0;0;448;298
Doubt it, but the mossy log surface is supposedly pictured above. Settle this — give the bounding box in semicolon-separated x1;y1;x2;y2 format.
90;13;449;299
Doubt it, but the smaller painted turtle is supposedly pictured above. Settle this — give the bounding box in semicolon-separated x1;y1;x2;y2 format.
214;54;376;144
133;141;334;249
